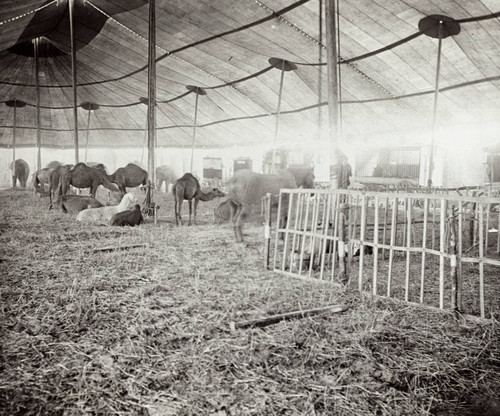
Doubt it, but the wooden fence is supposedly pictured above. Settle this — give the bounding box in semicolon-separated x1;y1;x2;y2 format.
268;189;500;319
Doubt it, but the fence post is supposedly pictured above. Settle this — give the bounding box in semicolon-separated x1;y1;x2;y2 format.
338;202;348;284
448;205;458;310
264;193;272;270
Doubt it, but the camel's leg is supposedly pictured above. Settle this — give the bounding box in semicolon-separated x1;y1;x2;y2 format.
234;206;249;242
175;196;181;225
193;198;200;226
228;200;237;222
231;206;240;240
188;200;193;226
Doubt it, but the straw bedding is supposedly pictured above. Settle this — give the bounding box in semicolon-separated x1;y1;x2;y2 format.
0;189;499;415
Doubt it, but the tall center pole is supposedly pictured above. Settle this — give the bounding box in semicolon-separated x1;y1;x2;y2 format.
271;60;286;174
147;0;156;185
190;88;199;173
268;58;296;174
186;85;206;174
325;0;342;189
427;21;443;188
34;38;42;171
69;0;79;164
418;15;461;188
317;0;323;144
6;100;26;171
85;108;91;163
12;103;17;165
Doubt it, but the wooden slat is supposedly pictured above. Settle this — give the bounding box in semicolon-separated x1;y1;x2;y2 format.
373;195;379;295
439;198;447;309
358;195;367;291
319;193;333;280
387;197;398;297
405;197;412;302
478;202;485;319
420;197;429;304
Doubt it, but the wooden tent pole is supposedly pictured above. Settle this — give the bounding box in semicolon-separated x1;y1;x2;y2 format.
84;108;91;163
34;37;41;171
12;102;16;166
325;0;343;189
190;88;200;173
271;59;286;174
146;0;157;224
69;0;79;164
427;20;443;188
147;0;156;184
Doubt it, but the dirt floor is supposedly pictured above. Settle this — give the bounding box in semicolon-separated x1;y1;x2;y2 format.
1;188;499;415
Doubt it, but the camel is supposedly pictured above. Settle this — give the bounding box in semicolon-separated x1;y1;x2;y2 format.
51;195;103;214
109;163;148;195
58;163;118;198
32;168;52;196
46;160;62;169
48;164;73;205
226;167;315;242
111;204;144;227
156;165;176;192
9;159;30;189
173;173;225;226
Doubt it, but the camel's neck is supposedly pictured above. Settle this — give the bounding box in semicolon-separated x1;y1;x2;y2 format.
199;190;218;201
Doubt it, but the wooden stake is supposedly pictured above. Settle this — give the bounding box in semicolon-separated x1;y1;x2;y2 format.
230;304;349;330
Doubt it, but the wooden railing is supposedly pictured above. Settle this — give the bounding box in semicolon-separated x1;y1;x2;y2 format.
269;189;500;319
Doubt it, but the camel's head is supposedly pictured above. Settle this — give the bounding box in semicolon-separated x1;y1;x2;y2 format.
212;188;225;198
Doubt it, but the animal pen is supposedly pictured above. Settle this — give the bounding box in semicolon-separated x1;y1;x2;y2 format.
266;188;500;320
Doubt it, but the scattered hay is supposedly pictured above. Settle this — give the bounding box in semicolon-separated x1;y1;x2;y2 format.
0;189;499;415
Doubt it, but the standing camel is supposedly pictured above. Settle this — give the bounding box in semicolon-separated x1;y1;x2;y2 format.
9;159;30;189
227;167;315;242
49;164;73;205
59;163;118;198
109;163;148;195
173;173;225;226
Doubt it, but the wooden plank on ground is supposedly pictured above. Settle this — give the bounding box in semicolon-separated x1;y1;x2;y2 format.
230;304;349;330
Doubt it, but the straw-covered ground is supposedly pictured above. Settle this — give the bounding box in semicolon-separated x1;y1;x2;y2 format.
1;188;499;415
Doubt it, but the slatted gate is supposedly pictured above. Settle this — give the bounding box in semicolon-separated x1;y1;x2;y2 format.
268;188;500;319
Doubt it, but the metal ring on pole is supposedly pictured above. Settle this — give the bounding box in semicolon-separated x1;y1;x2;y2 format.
268;57;297;72
139;96;149;105
80;102;100;111
419;15;461;38
186;85;207;95
5;100;27;108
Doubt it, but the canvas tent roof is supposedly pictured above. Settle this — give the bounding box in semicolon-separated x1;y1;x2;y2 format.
0;0;499;151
